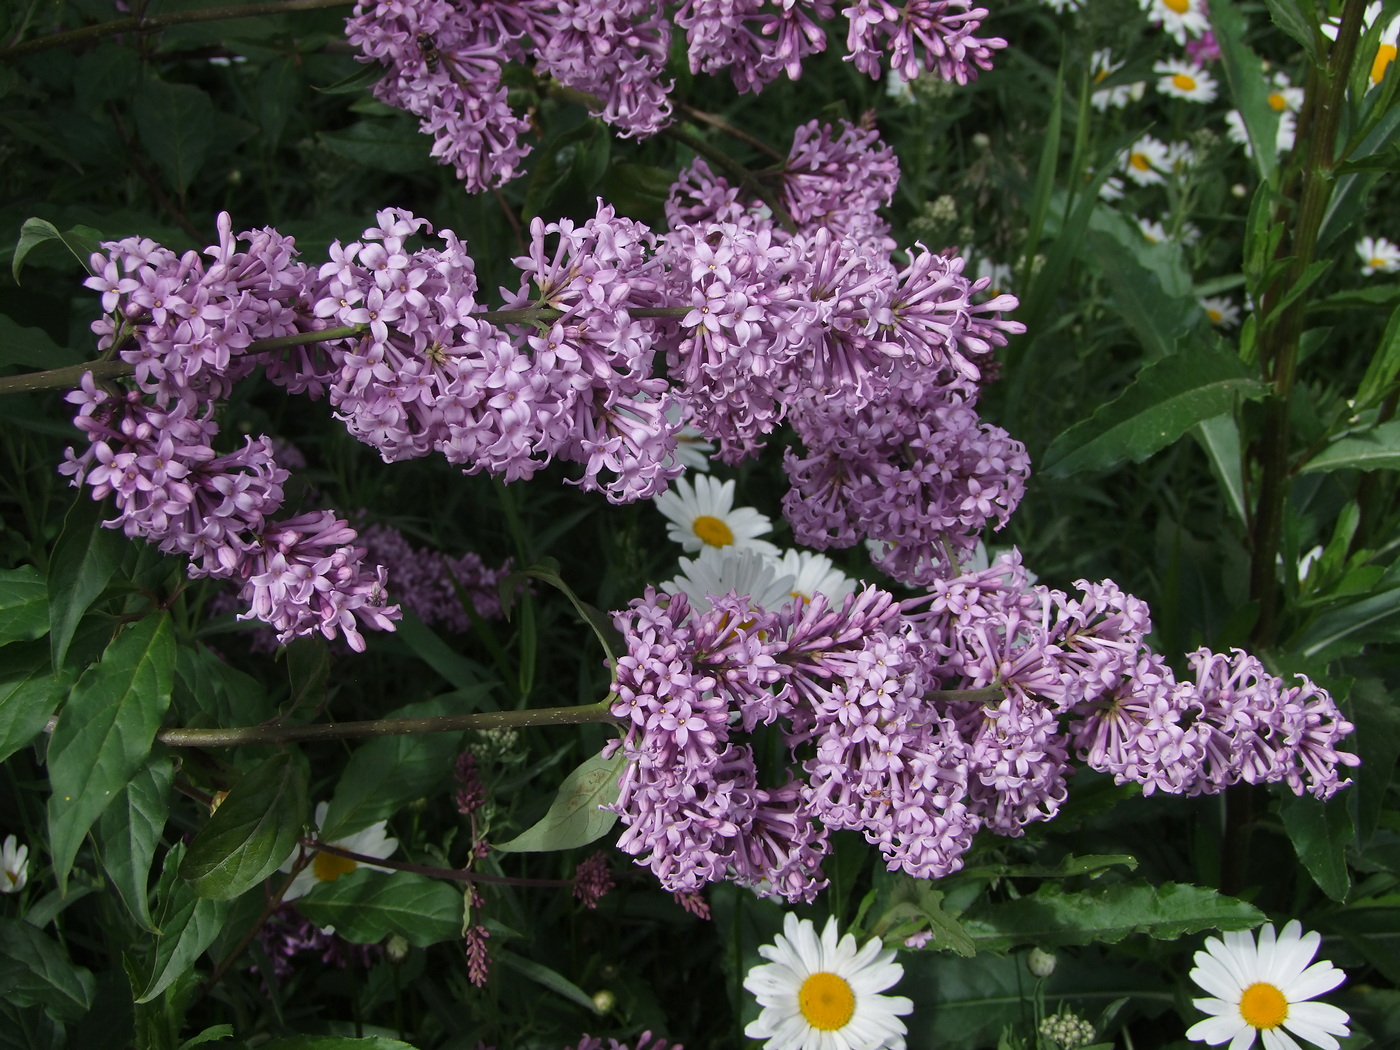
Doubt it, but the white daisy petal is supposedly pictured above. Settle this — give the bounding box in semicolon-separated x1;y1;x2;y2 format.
744;915;913;1050
1187;1014;1247;1045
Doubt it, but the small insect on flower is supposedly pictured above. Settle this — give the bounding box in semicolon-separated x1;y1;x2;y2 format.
1185;920;1350;1050
744;914;913;1050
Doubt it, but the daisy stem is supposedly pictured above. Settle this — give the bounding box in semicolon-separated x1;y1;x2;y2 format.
0;0;354;60
155;701;619;748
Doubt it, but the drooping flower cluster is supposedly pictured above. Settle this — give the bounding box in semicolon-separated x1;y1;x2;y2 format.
607;546;1359;900
66;217;402;651
344;1;1010;191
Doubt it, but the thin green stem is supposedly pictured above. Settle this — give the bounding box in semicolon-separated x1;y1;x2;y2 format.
677;103;785;162
0;0;353;60
156;701;618;748
307;840;574;887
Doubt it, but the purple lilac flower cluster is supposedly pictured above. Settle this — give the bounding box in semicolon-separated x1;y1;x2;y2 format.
66;217;402;652
345;0;1007;190
606;550;1358;901
256;907;382;979
359;524;512;631
565;1033;680;1050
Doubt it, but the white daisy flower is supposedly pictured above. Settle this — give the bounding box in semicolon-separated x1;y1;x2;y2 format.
653;474;779;555
1200;296;1241;327
1040;0;1085;15
1155;58;1219;102
1090;50;1146;110
770;549;858;608
280;802;398;902
1122;135;1171;186
663;402;714;473
1144;0;1212;44
1357;235;1400;275
975;257;1014;297
1225;109;1298;155
1324;1;1399;90
744;914;914;1050
662;546;795;613
1139;217;1170;243
1099;174;1126;201
1266;72;1305;113
1185;920;1350;1050
1;835;29;894
885;69;915;104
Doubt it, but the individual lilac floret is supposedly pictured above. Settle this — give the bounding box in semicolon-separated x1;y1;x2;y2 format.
844;0;1008;84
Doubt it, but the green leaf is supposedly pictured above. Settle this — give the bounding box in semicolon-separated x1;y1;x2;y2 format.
312;62;387;96
1355;302;1400;409
176;1024;234;1050
1280;793;1353;902
1192;414;1249;526
1043;348;1268;476
47;612;176;892
871;878;977;957
132;80;220;197
1083;206;1201;360
0;315;83;370
1212;0;1280;184
0;919;97;1023
495;949;597;1012
259;1038;419;1050
0;641;72;763
957;853;1139;881
318;120;433;174
180;751;308;901
0;566;48;645
320;698;464;841
296;870;463;947
1260;0;1323;60
393;613;490;693
1299;420;1400;473
282;636;330;720
136;844;230;1004
47;498;128;672
960;881;1264;952
11;218;101;283
1348;678;1400;847
97;755;174;931
521;564;622;665
1298;588;1400;659
493;746;625;852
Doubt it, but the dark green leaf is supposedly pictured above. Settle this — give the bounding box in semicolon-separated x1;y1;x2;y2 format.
318;120;433;174
493;746;625;853
282;636;330;721
320;697;463;841
1298;588;1400;660
181;751;308;901
1355;302;1400;409
0;315;82;370
871;878;976;957
495;950;597;1012
1043;348;1268;476
259;1038;419;1050
131;80;219;196
176;1024;234;1050
311;62;387;96
137;844;231;1004
47;612;176;891
1260;0;1322;59
1192;415;1249;525
1299;420;1400;473
0;641;71;763
47;498;127;672
393;613;489;693
1348;678;1400;847
12;218;101;284
1280;793;1353;901
960;881;1264;952
1212;0;1281;184
0;919;96;1023
296;869;463;947
97;755;174;931
0;566;48;645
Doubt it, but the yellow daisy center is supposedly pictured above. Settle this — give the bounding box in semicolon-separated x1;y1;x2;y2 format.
1094;68;1110;84
1373;43;1397;85
798;972;856;1031
313;852;359;882
4;869;18;887
1172;73;1197;92
1129;152;1152;171
1267;91;1288;111
692;515;735;547
1371;257;1388;268
1207;308;1223;323
1164;0;1190;13
1238;982;1289;1029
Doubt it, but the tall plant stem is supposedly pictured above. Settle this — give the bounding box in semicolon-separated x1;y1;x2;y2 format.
0;0;353;60
1247;0;1366;650
156;701;618;748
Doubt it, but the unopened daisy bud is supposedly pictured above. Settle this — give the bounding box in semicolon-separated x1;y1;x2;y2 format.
971;132;991;150
384;933;410;963
1027;946;1057;977
591;989;616;1015
1232;183;1248;198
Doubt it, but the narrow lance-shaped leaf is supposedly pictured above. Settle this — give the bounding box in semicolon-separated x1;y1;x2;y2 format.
0;919;97;1022
97;755;175;931
48;497;128;672
47;612;176;892
1299;420;1400;473
1212;0;1281;184
180;751;309;901
1043;347;1269;477
1280;793;1353;902
137;843;231;1004
493;746;626;853
0;641;72;764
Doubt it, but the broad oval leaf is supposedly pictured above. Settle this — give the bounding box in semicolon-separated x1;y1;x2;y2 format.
493;746;625;853
1299;420;1400;474
12;217;101;283
47;497;128;672
0;640;72;764
296;869;463;947
97;755;175;930
1280;793;1353;902
1043;348;1268;477
0;566;49;644
180;751;309;901
0;919;96;1022
47;612;176;891
137;842;231;1004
